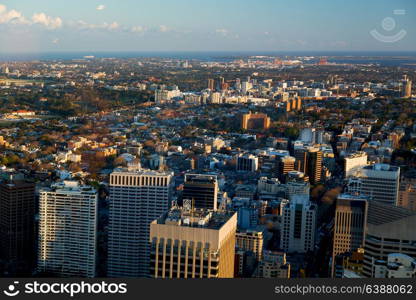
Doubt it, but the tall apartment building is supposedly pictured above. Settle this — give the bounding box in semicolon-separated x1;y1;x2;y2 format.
241;113;271;130
182;174;218;210
236;230;264;262
331;194;368;277
280;195;317;253
344;152;368;178
347;164;400;206
38;181;97;277
149;207;237;278
0;178;35;275
363;201;416;277
236;154;259;172
107;169;173;278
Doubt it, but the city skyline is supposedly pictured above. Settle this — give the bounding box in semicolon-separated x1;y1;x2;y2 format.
0;0;415;53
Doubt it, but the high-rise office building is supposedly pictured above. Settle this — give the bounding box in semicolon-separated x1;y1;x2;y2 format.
38;181;97;277
207;78;215;90
280;195;317;253
347;164;400;206
0;178;35;275
236;154;259;172
278;156;295;180
182;174;218;210
331;194;368;277
402;75;412;98
363;201;416;277
405;80;412;98
149;207;237;278
294;146;323;185
307;148;323;184
294;147;308;174
107;169;173;278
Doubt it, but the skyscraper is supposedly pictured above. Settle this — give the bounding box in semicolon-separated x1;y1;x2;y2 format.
294;146;323;184
344;152;368;178
331;194;368;277
107;169;173;278
347;164;400;206
38;181;97;277
401;75;412;98
278;156;295;180
207;78;215;91
182;174;218;210
0;178;35;275
236;154;259;172
363;201;416;278
307;148;323;184
280;195;317;253
149;207;237;278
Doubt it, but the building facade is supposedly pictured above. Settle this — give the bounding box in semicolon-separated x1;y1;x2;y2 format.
280;195;317;253
0;179;35;275
331;194;368;277
182;174;218;210
38;181;97;277
107;170;173;278
149;207;237;278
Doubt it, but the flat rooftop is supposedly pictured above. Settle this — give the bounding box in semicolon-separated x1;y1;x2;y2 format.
158;208;235;230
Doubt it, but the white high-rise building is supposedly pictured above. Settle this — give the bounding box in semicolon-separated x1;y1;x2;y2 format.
107;169;173;278
347;164;400;206
38;181;97;277
280;195;316;253
344;152;368;178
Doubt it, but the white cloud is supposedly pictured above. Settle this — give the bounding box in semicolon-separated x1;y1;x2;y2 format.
74;20;120;31
0;4;29;25
32;12;62;29
96;5;106;11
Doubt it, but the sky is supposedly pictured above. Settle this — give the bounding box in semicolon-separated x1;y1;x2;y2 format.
0;0;415;53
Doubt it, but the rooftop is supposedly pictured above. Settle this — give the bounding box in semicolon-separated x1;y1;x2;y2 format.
158;207;235;230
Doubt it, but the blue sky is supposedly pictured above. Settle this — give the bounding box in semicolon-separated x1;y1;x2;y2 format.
0;0;415;53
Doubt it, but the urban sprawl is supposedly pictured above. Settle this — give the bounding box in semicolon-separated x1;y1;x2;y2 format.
0;55;415;279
